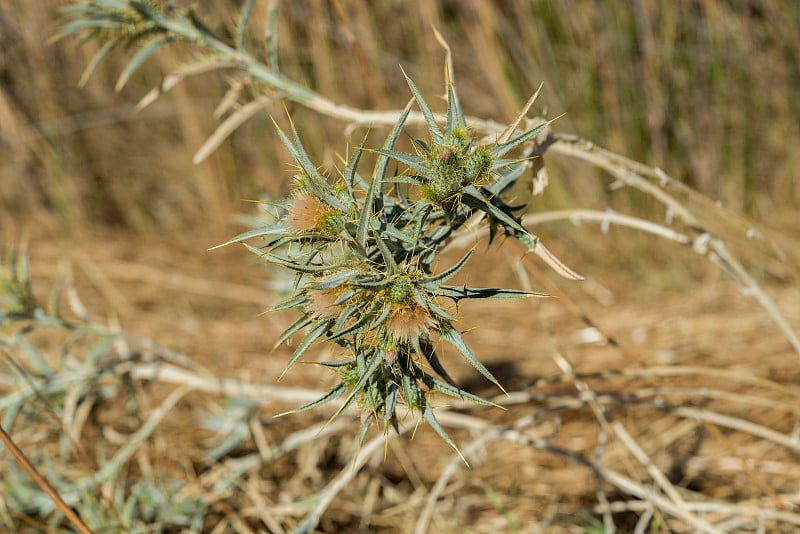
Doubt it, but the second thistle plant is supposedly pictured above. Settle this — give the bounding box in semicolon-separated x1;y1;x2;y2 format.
215;74;580;451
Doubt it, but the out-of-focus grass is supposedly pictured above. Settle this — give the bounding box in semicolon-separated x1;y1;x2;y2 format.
1;0;798;237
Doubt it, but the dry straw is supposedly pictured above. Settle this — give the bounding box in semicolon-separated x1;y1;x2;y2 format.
0;1;797;533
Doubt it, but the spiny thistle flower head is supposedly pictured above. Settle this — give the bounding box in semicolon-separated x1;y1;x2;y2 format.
385;276;415;305
213;73;578;451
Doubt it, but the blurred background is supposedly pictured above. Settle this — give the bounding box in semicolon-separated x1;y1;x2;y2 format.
1;0;798;242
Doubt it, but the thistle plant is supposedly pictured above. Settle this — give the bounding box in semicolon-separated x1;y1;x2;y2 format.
208;77;584;451
57;0;588;450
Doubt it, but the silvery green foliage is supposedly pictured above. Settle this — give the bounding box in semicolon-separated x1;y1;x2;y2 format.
215;79;560;450
0;251;211;531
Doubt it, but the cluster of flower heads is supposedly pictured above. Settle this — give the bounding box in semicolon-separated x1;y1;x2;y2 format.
58;2;580;449
218;74;577;449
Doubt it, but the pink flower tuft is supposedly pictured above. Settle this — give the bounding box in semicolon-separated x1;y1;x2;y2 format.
286;192;326;233
306;287;342;318
387;303;435;344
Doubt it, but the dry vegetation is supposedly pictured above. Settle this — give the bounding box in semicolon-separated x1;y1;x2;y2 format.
1;1;799;533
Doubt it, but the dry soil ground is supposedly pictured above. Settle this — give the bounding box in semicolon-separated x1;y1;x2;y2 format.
8;225;800;533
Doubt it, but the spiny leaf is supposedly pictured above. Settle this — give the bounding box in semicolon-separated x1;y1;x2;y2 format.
401;68;442;141
491;116;559;159
461;186;528;236
271;116;303;167
487;157;528;193
317;357;357;369
356;178;380;253
334;288;357;306
306;179;348;214
420;403;466;464
332;304;359;334
280;383;347;415
208;222;287;250
273;315;312;350
400;365;423;407
435;286;550;301
374;233;397;273
273;119;346;210
421;372;495;407
323;385;360;426
270;294;308;312
371;149;428;175
413;287;455;321
328;350;383;422
308;269;354;290
380;221;416;245
383;382;400;427
443;81;465;139
289;119;323;181
423;297;455;322
413;139;430;153
421;249;474;288
349;275;389;289
328;301;381;341
381;175;422;185
251;248;339;274
406;201;432;250
283;318;333;371
357;416;372;449
344;133;369;194
413;337;458;386
54;18;119;41
438;327;505;393
368;303;391;330
357;99;413;250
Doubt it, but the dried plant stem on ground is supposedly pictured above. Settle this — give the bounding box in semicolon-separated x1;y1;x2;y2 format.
0;2;796;532
2;286;798;530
